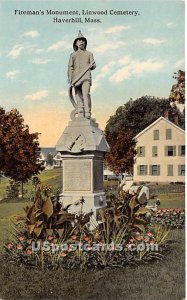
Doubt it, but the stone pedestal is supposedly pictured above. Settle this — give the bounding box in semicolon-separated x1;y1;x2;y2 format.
56;117;109;216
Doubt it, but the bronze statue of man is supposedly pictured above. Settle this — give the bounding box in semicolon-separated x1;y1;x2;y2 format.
68;31;96;119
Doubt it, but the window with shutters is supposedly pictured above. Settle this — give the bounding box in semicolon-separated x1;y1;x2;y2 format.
178;165;185;176
167;165;173;176
166;129;172;140
178;145;185;156
165;146;176;156
139;165;147;175
150;165;160;175
181;145;185;155
153;130;159;140
152;146;158;157
137;146;145;157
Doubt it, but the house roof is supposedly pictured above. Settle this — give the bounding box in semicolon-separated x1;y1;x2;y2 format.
135;116;185;139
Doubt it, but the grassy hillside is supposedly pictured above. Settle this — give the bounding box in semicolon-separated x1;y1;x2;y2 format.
0;168;62;199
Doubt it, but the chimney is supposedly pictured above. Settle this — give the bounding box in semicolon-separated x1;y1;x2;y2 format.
174;114;179;125
164;110;169;119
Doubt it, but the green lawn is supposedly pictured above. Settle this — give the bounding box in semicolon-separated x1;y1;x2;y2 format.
149;192;185;209
0;202;29;248
0;177;9;199
0;168;63;199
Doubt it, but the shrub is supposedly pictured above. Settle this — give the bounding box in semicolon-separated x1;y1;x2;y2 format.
6;180;20;200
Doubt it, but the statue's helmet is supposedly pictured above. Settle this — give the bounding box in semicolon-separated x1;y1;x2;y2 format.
73;31;87;51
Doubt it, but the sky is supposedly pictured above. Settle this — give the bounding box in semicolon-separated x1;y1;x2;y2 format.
0;0;185;146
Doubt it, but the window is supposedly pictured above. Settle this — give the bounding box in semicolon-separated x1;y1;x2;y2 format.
178;165;185;176
153;130;159;140
166;129;172;140
152;146;158;157
137;146;145;157
137;165;147;175
178;145;185;156
167;165;173;176
150;165;160;175
165;146;176;156
181;146;185;155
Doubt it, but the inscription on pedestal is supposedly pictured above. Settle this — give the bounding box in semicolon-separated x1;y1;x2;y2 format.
64;159;91;191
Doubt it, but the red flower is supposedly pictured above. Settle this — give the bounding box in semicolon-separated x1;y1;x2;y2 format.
147;232;153;237
61;252;67;257
136;235;143;241
68;246;74;252
48;236;53;241
17;244;23;250
26;249;32;255
6;243;13;249
71;235;77;240
18;236;25;241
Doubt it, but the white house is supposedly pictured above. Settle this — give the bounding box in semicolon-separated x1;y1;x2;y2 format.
39;148;62;169
53;152;63;168
133;116;185;183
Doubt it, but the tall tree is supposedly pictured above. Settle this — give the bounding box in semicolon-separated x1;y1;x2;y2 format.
105;129;136;174
169;70;185;104
0;108;44;195
105;96;184;138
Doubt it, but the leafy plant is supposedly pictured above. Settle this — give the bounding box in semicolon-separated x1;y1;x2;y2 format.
17;185;75;239
101;187;152;234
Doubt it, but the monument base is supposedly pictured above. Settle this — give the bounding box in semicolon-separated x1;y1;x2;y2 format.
56;116;110;219
60;192;106;220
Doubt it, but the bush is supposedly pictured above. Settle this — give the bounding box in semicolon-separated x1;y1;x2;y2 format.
6;180;20;200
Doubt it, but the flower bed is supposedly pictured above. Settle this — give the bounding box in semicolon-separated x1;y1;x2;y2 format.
3;185;171;270
151;208;185;229
4;224;169;270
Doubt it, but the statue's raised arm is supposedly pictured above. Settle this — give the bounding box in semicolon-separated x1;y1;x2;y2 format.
67;31;96;119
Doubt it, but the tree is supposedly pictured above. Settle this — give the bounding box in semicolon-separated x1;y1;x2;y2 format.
105;129;136;174
169;70;185;104
0;108;44;195
105;96;184;138
46;153;54;166
105;96;184;174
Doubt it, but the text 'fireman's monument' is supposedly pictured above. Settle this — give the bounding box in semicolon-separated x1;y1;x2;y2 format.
56;31;109;215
